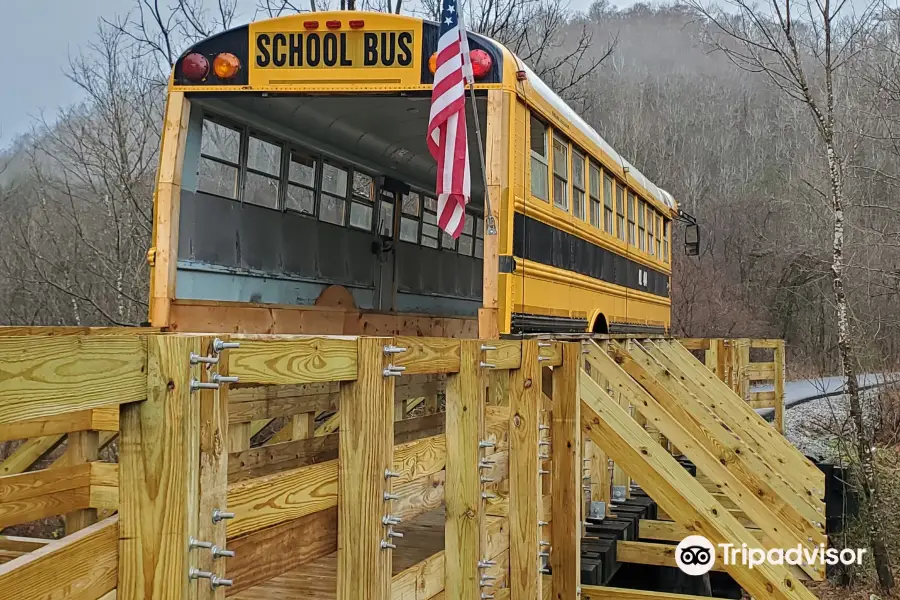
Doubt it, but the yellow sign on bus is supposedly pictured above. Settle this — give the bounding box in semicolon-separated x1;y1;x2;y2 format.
254;31;415;69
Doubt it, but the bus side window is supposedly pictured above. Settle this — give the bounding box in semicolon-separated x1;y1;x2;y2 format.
552;135;568;211
349;171;375;231
648;206;655;256
244;133;282;210
198;118;241;200
613;176;625;241
656;215;662;258
627;191;636;246
603;171;614;235
572;149;586;221
400;192;420;243
286;151;317;216
529;114;549;201
379;190;394;237
422;196;439;248
320;162;349;226
663;220;670;262
638;199;646;252
589;163;601;228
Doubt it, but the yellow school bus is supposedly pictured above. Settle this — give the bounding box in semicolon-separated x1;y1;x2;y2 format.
147;11;685;338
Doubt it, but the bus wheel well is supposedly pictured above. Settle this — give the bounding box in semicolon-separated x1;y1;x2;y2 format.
591;314;609;334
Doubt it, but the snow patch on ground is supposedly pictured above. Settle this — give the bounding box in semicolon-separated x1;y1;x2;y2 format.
784;389;882;463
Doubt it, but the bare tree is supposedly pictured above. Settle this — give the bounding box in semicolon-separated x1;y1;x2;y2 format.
691;0;894;589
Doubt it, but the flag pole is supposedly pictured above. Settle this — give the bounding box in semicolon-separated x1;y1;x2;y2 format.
458;11;497;235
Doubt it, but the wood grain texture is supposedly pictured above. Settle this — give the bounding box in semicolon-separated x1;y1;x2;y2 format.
392;337;461;375
581;586;715;600
118;335;200;600
0;435;65;475
0;336;147;424
0;515;118;600
616;541;726;571
444;340;485;600
228;382;339;423
580;371;816;600
65;430;100;534
226;507;338;596
0;408;118;443
550;343;580;600
228;338;358;385
337;337;394;600
508;340;542;600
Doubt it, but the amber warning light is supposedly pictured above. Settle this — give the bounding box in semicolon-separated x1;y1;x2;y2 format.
428;50;492;79
213;53;242;79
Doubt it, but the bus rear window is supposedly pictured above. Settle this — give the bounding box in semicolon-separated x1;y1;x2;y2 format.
198;119;240;199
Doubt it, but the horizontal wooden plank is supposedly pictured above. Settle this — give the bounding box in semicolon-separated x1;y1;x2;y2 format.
676;338;711;351
750;340;783;349
537;341;563;366
0;408;119;443
392;549;444;600
583;585;717;600
751;390;777;403
747;398;776;409
229;433;339;482
0;463;92;503
228;338;358;385
0;515;118;600
484;340;521;369
393;470;445;522
0;535;52;553
226;507;338;596
392;337;461;375
0;336;147;424
0;435;65;475
616;540;725;572
639;519;766;543
745;363;776;380
0;326;156;337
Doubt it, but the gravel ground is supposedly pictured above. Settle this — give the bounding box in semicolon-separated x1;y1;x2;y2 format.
784;388;881;462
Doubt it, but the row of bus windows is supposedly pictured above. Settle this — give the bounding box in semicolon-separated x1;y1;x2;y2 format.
529;114;670;263
197;117;484;258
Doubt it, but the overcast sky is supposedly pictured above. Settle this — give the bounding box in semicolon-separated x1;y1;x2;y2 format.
0;0;612;148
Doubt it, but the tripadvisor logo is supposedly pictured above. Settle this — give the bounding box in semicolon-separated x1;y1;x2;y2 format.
675;535;868;575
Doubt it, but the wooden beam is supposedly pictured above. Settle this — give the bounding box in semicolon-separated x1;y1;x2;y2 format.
647;341;824;506
0;515;118;600
640;519;766;543
0;408;118;443
508;340;542;600
580;371;816;600
550;343;580;600
445;340;485;600
0;535;52;553
582;586;718;600
0;336;147;424
392;337;461;375
228;382;339;423
226;507;338;596
586;344;823;579
0;435;64;475
774;340;786;434
616;540;725;572
119;335;201;600
65;430;100;534
228;337;358;385
0;463;93;529
337;337;395;600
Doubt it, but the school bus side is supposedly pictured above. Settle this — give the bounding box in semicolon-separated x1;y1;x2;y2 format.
496;84;675;335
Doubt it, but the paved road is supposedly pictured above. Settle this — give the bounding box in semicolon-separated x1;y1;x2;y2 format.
754;373;898;420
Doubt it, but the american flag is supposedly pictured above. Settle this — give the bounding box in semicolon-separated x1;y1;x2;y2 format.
426;0;471;239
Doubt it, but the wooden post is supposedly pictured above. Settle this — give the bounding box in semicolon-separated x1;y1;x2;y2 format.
551;343;581;600
738;339;751;401
194;336;230;600
445;340;485;600
337;338;395;600
509;340;541;600
119;334;201;600
704;339;719;379
774;340;786;434
64;430;99;534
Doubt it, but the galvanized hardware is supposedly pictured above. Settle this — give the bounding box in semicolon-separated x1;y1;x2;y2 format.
478;440;496;449
383;364;406;377
478;459;496;470
612;485;627;502
212;373;239;384
538;551;550;558
481;491;498;500
588;501;606;520
211;509;235;523
380;540;397;550
383;492;401;501
477;560;497;568
539;469;550;475
190;379;219;392
539;441;551;447
190;568;214;581
538;521;549;527
583;485;592;491
538;454;550;460
537;342;552;348
384;469;401;479
189;537;213;550
387;529;404;538
539;540;551;547
210;576;233;589
382;515;402;526
479;361;497;369
539;425;551;431
480;476;495;484
480;344;497;351
212;338;240;353
190;353;219;365
211;545;235;559
816;522;824;529
480;576;497;586
582;348;591;354
383;345;408;355
481;594;495;600
540;567;550;574
583;475;592;481
537;356;549;362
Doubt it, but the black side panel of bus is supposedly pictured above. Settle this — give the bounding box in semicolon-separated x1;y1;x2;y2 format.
512;213;669;298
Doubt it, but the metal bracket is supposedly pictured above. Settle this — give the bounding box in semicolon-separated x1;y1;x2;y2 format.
612;485;627;502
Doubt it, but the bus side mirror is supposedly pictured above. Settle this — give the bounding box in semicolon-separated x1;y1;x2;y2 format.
684;223;700;256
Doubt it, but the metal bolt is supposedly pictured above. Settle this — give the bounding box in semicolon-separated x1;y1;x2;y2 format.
478;560;497;568
539;454;550;460
382;515;402;526
383;368;404;377
383;492;400;501
211;509;235;523
540;568;550;574
190;568;214;581
480;361;497;369
212;545;235;559
190;353;219;365
480;576;497;586
538;342;552;347
210;576;233;589
538;356;549;362
540;425;551;431
191;379;219;392
480;344;497;351
213;338;240;353
539;441;550;447
538;521;549;527
189;537;213;550
479;440;496;449
480;476;495;484
481;492;497;500
478;460;496;469
583;475;592;481
539;551;550;558
383;345;408;355
212;373;239;384
539;469;550;475
539;540;551;546
387;529;404;538
381;540;397;550
481;594;495;600
384;469;401;479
